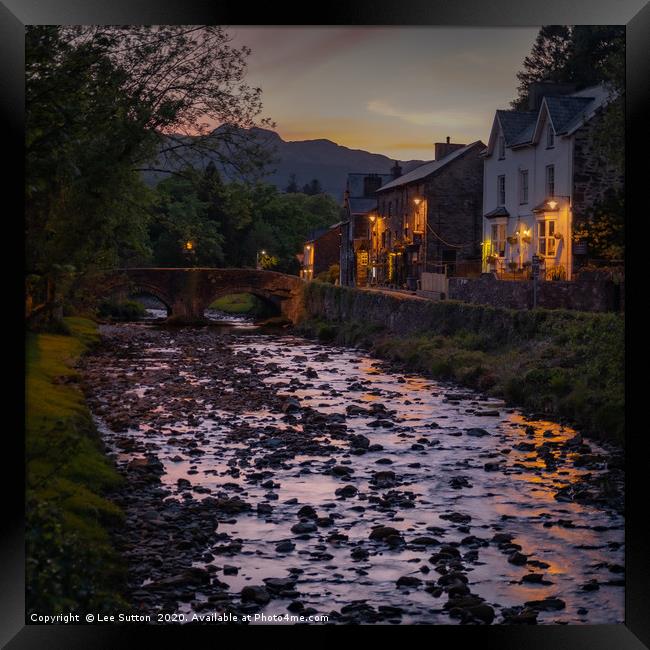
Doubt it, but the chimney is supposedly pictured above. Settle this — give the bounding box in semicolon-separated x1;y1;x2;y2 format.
434;137;465;161
527;81;577;111
391;161;402;179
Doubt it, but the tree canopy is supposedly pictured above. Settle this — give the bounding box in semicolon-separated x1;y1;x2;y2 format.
26;25;273;276
512;25;625;110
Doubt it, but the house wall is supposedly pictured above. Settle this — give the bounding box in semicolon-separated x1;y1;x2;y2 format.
312;226;341;277
483;112;572;278
424;151;483;264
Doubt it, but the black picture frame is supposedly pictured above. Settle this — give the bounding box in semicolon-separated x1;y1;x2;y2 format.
4;1;647;646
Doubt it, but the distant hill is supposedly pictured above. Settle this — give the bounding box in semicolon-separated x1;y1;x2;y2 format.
143;127;425;201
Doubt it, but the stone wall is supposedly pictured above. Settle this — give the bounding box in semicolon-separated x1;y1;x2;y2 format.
572;107;624;230
448;271;623;312
424;150;483;263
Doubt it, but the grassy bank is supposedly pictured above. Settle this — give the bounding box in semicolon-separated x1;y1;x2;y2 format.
298;285;624;443
210;292;261;314
26;317;126;614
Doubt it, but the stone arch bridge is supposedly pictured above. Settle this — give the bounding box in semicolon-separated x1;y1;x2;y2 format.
97;268;305;323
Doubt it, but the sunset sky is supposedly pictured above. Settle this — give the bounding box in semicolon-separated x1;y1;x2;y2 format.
228;26;540;160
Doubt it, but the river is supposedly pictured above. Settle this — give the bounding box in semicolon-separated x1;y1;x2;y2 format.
79;311;624;625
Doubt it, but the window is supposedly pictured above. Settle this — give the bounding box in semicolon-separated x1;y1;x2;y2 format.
519;169;529;204
497;175;506;205
546;124;555;148
546;165;555;197
498;135;505;159
537;220;557;257
491;223;506;257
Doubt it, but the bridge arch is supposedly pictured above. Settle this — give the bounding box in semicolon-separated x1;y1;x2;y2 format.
91;268;305;324
203;286;286;318
102;279;175;316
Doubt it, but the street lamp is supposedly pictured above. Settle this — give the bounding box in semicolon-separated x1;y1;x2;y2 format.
256;249;267;270
368;215;377;284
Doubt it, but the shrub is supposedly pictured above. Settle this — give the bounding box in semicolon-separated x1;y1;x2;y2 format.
97;299;146;321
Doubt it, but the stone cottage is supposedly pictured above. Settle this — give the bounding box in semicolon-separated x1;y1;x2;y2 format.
340;169;397;287
373;139;485;289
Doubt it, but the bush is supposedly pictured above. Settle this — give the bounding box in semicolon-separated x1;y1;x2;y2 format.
314;264;340;284
97;299;146;321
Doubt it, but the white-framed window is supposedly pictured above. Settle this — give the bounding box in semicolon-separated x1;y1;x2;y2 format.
537;219;557;257
519;169;529;204
545;165;555;197
491;222;506;257
497;175;506;205
498;135;505;159
546;123;555;148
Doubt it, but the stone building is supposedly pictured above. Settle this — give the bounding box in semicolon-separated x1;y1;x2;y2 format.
482;83;621;280
300;224;342;281
340;170;397;287
373;140;485;289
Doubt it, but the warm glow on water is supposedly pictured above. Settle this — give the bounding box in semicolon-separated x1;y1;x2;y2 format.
90;323;624;625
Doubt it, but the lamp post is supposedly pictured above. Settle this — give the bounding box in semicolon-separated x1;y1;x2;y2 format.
546;195;572;280
413;197;423;279
183;240;196;267
369;214;376;284
256;249;267;271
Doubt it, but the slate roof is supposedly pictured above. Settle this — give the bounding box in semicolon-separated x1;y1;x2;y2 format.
492;85;611;151
544;96;594;134
347;197;377;215
376;141;484;192
496;111;537;146
483;207;510;218
305;227;330;242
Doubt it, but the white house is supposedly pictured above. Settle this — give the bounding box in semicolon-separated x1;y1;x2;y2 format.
481;83;613;280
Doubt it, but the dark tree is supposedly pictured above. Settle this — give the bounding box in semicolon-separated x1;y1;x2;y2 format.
26;25;273;276
512;25;625;110
285;174;299;193
302;179;323;196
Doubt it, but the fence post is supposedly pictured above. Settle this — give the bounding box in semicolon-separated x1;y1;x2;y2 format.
531;254;540;309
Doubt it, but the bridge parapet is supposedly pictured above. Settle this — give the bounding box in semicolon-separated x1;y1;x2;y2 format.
97;268;305;323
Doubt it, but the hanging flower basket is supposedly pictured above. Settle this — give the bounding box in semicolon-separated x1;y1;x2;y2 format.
506;236;518;245
522;235;532;244
554;232;563;240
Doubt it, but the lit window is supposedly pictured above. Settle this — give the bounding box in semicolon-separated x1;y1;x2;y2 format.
537;220;557;257
497;175;506;205
491;223;506;257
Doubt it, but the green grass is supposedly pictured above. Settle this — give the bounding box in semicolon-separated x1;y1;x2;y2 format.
298;284;624;444
209;292;258;314
26;317;127;615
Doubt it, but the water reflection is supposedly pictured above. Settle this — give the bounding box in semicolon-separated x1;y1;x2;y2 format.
91;323;624;625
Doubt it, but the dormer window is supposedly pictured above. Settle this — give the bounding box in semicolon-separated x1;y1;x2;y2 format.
498;135;505;160
546;123;555;148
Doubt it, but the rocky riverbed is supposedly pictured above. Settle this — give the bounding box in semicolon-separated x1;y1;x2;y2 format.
80;316;625;625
